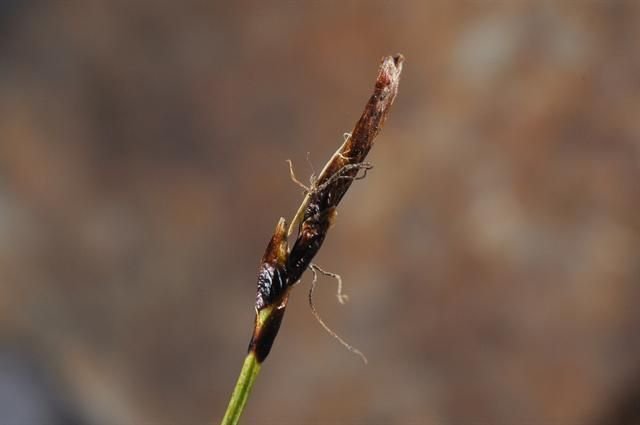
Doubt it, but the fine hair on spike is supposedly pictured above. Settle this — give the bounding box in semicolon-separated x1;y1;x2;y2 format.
286;159;311;193
310;263;349;304
313;162;373;194
287;160;373;197
308;265;368;364
305;152;317;184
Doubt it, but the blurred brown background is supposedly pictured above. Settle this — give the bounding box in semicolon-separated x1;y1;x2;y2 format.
1;1;639;424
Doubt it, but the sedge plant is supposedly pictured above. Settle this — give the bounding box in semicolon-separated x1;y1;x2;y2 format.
221;54;404;425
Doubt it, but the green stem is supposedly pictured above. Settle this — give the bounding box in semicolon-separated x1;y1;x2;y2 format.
220;352;262;425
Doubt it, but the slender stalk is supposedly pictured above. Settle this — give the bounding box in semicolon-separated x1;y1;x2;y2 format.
220;54;403;425
220;352;261;425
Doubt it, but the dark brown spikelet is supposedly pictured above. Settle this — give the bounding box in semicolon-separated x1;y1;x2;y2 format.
249;218;289;362
318;54;403;208
287;54;404;285
254;218;289;311
287;200;336;285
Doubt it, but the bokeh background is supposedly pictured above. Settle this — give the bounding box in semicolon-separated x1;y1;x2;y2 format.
1;1;640;424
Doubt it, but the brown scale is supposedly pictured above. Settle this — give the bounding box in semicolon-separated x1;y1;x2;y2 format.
249;218;289;362
287;196;337;286
254;218;289;311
